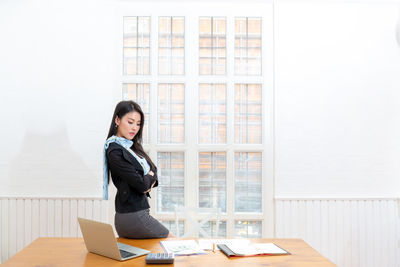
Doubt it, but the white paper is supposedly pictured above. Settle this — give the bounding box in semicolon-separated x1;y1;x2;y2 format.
228;242;288;256
160;240;206;256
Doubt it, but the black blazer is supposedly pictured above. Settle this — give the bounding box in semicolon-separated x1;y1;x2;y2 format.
106;142;158;213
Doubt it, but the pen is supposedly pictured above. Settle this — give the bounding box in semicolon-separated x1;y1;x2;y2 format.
212;243;215;253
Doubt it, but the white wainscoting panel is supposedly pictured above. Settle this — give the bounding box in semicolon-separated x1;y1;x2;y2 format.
0;198;109;263
1;197;400;266
275;198;400;267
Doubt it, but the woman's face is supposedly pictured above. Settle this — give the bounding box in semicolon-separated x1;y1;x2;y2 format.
115;111;141;140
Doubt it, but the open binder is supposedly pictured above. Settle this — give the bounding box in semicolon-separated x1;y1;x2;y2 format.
217;243;290;258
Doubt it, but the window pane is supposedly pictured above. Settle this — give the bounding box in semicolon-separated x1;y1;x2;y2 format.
235;152;262;212
199;84;226;144
199;152;226;212
158;83;185;143
161;220;184;236
235;17;262;76
123;16;151;75
199;17;226;75
235;221;262;238
157;152;185;212
200;221;227;238
122;83;150;144
235;84;262;144
158;17;185;75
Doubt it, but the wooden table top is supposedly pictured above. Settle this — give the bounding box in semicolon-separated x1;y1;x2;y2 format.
2;237;336;267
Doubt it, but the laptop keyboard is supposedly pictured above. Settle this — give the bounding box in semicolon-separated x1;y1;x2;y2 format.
119;249;136;259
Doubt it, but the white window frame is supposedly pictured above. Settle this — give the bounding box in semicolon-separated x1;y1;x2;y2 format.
115;1;274;238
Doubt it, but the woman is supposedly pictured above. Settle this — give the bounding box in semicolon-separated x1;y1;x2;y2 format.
103;100;172;238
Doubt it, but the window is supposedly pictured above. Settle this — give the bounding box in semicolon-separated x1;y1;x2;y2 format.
235;17;262;76
199;152;227;211
157;152;185;212
122;83;150;143
120;3;273;238
123;17;151;75
158;17;185;75
158;83;185;144
235;83;262;144
198;83;227;144
199;17;226;75
235;152;262;212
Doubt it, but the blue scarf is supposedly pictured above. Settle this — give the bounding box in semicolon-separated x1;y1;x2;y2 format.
102;135;150;200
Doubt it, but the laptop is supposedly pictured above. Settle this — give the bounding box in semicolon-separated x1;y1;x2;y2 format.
77;217;150;261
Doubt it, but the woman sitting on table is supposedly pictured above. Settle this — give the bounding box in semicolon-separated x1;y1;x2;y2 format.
103;100;174;238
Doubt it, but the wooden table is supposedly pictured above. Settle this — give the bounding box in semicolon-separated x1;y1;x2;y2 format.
2;237;337;267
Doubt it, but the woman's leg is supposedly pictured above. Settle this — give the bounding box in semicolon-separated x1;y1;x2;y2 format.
115;209;169;238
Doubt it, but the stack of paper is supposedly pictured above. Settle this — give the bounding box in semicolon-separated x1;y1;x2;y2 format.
160;240;207;256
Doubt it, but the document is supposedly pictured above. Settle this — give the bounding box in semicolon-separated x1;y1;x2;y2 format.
218;242;290;257
160;240;207;256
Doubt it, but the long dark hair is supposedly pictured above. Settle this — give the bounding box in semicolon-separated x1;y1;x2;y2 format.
107;100;155;171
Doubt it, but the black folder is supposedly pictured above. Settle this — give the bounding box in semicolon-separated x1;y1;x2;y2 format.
217;244;236;258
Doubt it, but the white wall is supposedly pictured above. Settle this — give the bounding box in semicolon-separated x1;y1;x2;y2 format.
0;0;119;197
274;1;400;198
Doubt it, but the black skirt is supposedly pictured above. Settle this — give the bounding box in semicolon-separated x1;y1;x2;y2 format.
114;209;169;239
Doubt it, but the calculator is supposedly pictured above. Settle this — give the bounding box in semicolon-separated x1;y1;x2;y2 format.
145;253;175;264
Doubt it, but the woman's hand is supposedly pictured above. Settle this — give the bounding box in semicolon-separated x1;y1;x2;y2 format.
143;180;157;194
148;170;154;176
